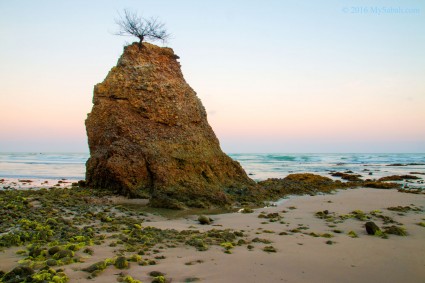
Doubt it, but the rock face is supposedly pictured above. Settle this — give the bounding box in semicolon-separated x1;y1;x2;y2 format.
85;42;255;208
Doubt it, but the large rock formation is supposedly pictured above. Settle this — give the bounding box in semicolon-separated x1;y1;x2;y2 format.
86;42;256;208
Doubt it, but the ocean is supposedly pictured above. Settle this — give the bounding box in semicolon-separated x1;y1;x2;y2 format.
0;152;424;183
0;152;87;181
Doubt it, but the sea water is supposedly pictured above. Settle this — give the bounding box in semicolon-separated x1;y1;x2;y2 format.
0;152;87;180
0;152;424;182
230;153;425;181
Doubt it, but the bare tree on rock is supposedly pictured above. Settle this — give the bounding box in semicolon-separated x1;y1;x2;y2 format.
115;9;170;47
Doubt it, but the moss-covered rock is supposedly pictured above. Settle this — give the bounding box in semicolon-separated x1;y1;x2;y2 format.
46;259;58;266
363;181;401;189
28;245;44;258
31;268;69;283
240;208;254;213
263;246;277;253
83;247;94;255
149;271;165;277
258;173;346;200
151;275;168;283
378;175;419;181
197;215;212;225
48;246;61;256
53;249;74;260
114;256;129;269
82;261;107;273
365;221;380;235
351;210;369;221
387;205;422;212
331;172;363;182
347;231;358;238
384;226;407;236
186;237;209;251
2;266;34;283
123;275;142;283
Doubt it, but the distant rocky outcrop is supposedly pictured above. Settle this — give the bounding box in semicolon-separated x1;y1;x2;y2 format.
85;42;256;208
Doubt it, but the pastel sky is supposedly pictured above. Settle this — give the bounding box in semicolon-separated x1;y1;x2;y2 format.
1;0;424;153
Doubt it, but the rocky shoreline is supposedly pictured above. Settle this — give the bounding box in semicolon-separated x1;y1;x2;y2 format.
1;173;424;282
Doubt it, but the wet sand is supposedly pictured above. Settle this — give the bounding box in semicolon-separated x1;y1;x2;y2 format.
0;186;424;283
125;188;425;283
0;178;75;190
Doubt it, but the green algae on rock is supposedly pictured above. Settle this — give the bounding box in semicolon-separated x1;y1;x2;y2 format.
387;205;423;213
1;266;35;283
347;231;358;238
122;275;143;283
114;256;130;269
365;221;381;235
362;181;401;189
240;207;254;213
257;173;348;200
0;187;254;283
384;225;407;236
331;172;363;182
197;215;212;225
378;175;420;181
82;260;108;273
263;246;277;253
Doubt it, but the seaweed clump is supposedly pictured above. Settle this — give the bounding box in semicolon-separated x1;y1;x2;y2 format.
384;226;407;236
362;181;401;189
378;175;420;181
1;266;34;283
0;186;251;282
258;173;347;199
387;206;423;213
257;172;402;201
331;172;363;182
114;256;129;269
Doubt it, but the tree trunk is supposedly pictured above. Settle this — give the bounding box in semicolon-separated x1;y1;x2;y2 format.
138;36;144;48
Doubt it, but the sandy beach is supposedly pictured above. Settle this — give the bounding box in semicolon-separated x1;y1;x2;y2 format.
0;178;76;190
104;188;425;283
1;0;425;281
1;185;424;283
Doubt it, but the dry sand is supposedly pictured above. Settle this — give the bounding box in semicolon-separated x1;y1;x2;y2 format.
1;187;424;283
81;188;425;283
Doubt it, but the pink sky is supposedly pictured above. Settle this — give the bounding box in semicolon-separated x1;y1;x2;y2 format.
1;0;424;153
